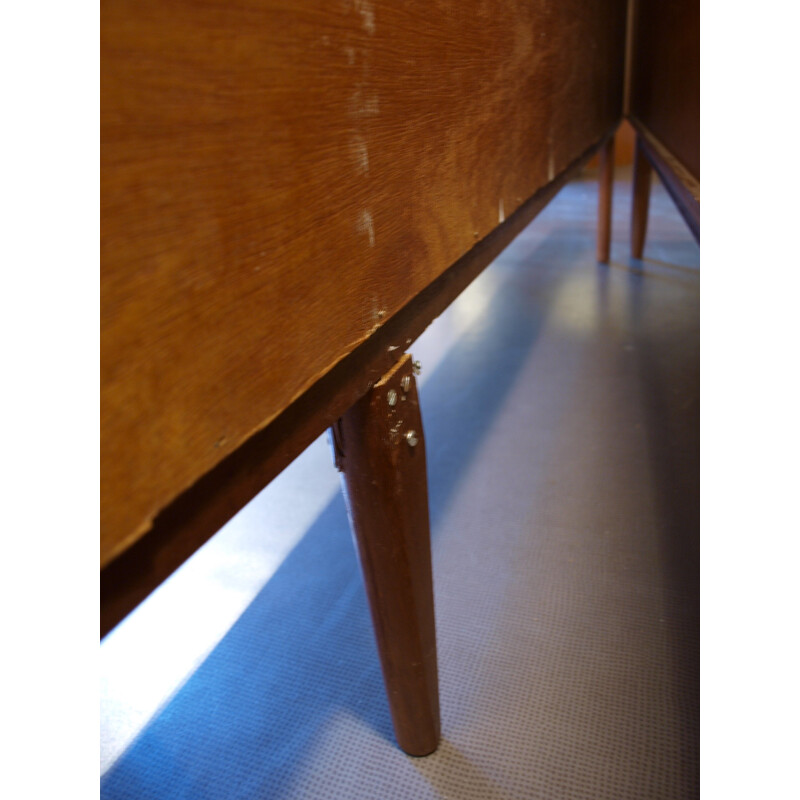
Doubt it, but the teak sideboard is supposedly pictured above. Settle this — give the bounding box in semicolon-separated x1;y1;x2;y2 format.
101;0;696;756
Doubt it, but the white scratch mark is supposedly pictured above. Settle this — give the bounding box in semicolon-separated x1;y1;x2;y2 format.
388;345;399;351
350;134;369;174
367;295;385;331
350;87;380;117
343;46;356;65
357;209;375;247
498;198;505;223
355;0;376;34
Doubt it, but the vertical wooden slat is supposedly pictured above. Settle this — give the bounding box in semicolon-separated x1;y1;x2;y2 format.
631;134;652;259
597;134;615;263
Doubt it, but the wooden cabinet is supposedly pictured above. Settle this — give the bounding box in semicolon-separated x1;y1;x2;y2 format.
102;0;636;754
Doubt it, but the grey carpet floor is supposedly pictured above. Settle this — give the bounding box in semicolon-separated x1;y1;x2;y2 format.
100;169;699;799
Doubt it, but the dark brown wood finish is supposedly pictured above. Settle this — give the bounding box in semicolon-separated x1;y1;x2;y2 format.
333;354;439;756
631;134;652;259
101;134;611;638
626;0;699;250
102;0;628;570
628;0;699;182
597;134;615;263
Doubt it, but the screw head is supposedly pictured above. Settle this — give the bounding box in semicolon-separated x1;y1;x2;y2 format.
405;430;419;447
400;375;411;393
387;389;398;406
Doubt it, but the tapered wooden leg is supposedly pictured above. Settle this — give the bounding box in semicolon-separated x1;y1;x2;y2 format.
332;353;440;756
597;134;615;263
631;133;652;259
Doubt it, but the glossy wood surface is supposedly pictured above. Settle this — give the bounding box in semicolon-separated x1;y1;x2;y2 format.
101;138;607;638
102;0;628;568
335;354;439;756
628;0;699;181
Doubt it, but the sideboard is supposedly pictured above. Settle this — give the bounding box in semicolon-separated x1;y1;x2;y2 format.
102;0;629;755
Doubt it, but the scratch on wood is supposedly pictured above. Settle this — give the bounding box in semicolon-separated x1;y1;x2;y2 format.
350;134;369;174
357;208;375;247
355;0;375;35
350;87;380;117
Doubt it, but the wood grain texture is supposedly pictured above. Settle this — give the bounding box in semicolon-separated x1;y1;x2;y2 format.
100;137;609;638
335;354;439;756
102;0;627;566
628;0;699;181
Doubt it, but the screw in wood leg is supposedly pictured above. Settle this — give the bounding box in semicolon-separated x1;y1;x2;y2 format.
333;353;440;756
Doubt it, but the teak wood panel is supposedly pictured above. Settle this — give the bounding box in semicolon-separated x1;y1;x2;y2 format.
100;138;607;637
101;0;627;565
628;0;699;181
